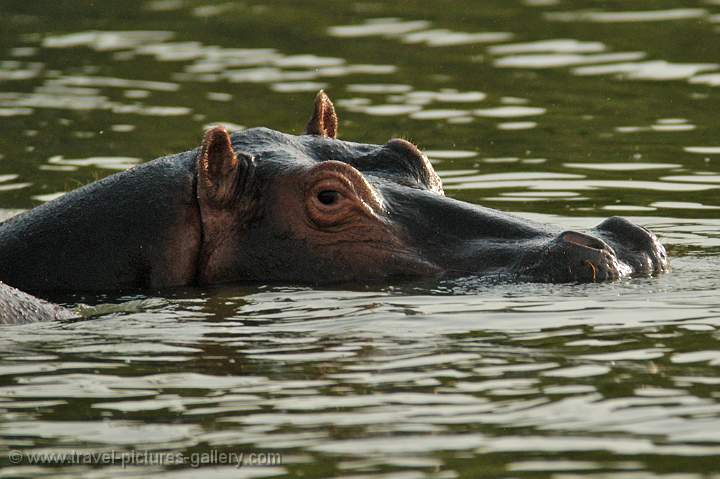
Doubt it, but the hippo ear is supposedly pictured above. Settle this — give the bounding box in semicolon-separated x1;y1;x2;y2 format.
305;90;338;139
198;126;255;207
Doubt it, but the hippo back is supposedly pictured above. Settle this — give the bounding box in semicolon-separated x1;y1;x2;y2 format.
0;151;201;292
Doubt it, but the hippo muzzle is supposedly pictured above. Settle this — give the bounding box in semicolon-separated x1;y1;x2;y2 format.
381;182;668;283
515;219;669;283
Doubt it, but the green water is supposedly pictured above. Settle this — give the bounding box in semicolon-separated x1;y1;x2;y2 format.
2;0;720;477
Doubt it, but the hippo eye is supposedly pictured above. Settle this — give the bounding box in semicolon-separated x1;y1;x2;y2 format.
317;190;340;205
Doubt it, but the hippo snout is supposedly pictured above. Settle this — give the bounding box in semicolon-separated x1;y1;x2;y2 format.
517;230;628;282
515;218;667;283
593;216;669;276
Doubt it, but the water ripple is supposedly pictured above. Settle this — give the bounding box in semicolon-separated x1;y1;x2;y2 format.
546;9;709;23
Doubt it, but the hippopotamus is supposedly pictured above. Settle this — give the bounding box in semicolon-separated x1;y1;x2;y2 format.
0;92;668;312
0;281;74;324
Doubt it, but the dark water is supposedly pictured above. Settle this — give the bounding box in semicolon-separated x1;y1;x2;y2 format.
2;0;720;477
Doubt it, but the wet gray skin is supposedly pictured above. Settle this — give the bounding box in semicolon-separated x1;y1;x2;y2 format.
0;281;74;324
237;126;669;284
0;93;668;309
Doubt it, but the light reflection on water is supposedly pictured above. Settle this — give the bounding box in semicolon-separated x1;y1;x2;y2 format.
1;0;720;478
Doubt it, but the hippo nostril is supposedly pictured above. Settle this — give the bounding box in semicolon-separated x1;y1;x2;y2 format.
560;231;610;252
596;216;656;249
594;216;669;275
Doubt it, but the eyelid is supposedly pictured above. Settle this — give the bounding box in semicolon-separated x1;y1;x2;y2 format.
311;178;352;200
305;161;385;213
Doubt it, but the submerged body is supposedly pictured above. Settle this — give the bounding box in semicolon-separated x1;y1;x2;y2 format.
0;153;200;292
0;281;74;324
0;92;669;321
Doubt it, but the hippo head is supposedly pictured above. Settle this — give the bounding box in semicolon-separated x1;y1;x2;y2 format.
195;91;668;285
